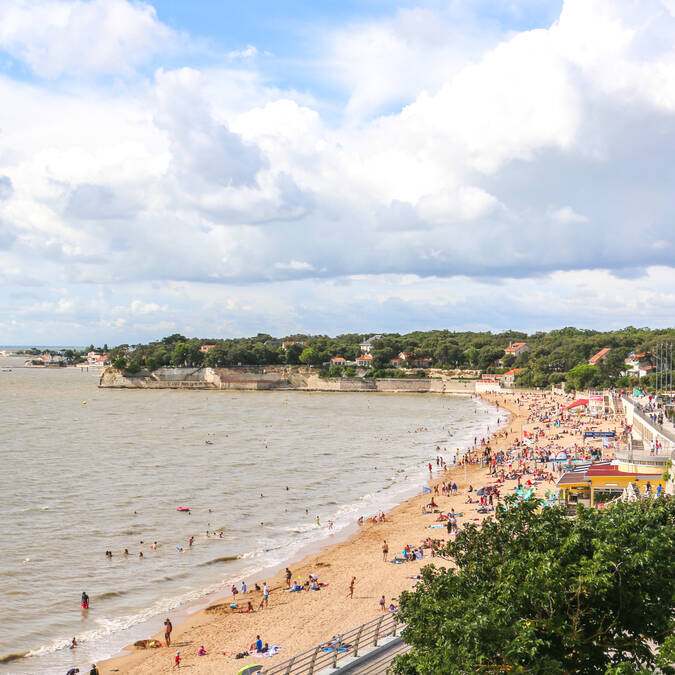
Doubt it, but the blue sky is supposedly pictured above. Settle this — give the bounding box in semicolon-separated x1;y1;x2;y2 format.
0;0;674;345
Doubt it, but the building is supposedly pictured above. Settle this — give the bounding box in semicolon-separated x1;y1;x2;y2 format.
360;335;384;354
200;344;216;353
502;368;523;386
390;352;431;368
282;341;307;350
623;352;653;378
330;357;347;366
86;352;107;366
504;342;530;358
588;348;611;365
557;462;666;507
355;354;373;367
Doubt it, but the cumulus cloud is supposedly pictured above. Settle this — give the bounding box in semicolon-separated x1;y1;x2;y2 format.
0;0;675;341
0;0;175;77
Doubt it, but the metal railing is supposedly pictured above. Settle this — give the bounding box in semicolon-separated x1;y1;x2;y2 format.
260;612;402;675
621;395;675;445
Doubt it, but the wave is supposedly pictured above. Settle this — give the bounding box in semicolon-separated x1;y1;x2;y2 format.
198;555;240;567
0;651;29;664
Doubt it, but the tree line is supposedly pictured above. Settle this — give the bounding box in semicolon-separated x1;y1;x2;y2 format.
108;326;675;390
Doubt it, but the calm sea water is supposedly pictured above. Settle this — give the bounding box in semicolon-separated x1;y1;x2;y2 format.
0;358;499;674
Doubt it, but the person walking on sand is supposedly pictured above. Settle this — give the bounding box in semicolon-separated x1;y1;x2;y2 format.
379;595;386;611
382;540;389;561
262;582;269;608
164;618;172;647
348;576;356;598
285;568;292;588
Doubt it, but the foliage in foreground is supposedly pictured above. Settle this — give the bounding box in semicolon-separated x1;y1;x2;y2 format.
394;497;675;674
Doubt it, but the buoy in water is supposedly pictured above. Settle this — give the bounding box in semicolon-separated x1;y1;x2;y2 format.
82;401;87;405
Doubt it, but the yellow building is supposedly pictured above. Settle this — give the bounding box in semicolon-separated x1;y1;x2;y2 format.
557;462;666;507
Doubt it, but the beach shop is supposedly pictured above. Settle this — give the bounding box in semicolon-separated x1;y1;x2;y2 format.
557;462;666;507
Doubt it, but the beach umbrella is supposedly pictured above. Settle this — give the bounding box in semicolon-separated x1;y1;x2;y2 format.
476;487;487;496
237;666;263;675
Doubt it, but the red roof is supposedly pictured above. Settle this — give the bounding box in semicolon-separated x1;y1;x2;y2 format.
505;342;527;351
331;357;346;362
588;348;611;364
504;368;523;376
356;354;372;361
585;465;662;478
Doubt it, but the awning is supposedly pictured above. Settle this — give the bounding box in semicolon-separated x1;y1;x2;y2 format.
565;398;589;410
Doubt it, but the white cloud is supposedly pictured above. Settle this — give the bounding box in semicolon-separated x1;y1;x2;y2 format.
0;0;175;77
0;0;674;341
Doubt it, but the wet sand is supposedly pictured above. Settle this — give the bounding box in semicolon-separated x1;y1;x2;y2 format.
99;391;621;674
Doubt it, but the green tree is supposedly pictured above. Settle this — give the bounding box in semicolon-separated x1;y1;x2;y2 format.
394;498;675;675
170;342;189;366
112;357;126;371
566;363;597;391
285;343;303;365
299;347;322;366
465;346;479;367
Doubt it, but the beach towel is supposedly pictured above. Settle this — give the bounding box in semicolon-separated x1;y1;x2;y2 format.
256;646;281;658
428;524;444;529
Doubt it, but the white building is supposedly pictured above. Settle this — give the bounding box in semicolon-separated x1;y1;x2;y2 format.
359;335;384;354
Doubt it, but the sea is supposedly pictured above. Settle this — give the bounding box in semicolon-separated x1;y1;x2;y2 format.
0;356;501;674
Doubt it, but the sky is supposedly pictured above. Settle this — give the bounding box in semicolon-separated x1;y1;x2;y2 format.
1;0;675;345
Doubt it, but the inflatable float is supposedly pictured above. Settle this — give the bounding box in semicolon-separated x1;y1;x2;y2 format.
176;506;190;512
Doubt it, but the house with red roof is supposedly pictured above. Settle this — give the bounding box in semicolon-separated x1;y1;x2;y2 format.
355;354;373;367
623;352;653;378
588;348;611;365
504;342;530;357
200;344;216;353
330;357;347;366
502;368;523;386
390;352;431;368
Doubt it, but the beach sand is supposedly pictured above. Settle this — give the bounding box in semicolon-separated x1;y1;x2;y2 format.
99;391;621;674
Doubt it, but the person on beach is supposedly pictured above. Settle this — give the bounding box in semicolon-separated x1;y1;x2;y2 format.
164;618;173;647
241;580;247;594
174;650;180;667
81;591;89;610
240;601;254;613
348;576;356;598
379;595;386;611
285;568;292;588
382;540;389;561
198;646;206;655
89;665;99;675
250;635;263;652
66;669;79;675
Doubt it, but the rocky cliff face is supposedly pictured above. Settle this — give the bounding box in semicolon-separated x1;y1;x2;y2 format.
99;366;475;393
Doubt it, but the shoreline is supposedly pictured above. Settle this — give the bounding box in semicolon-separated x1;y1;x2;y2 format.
97;393;514;674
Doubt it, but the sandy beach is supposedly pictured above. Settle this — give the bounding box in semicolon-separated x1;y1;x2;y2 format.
99;391;623;674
